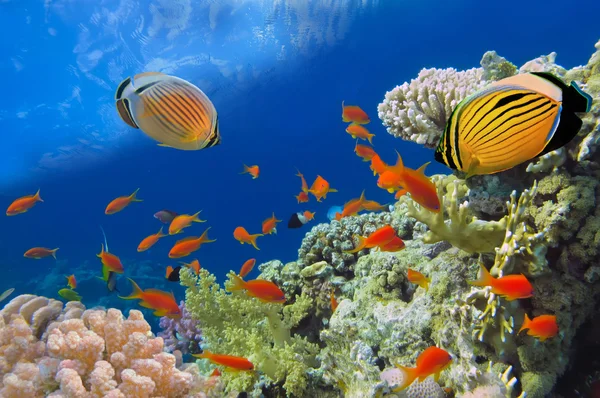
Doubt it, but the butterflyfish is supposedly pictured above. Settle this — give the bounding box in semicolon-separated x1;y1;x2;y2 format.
115;72;221;151
435;72;592;177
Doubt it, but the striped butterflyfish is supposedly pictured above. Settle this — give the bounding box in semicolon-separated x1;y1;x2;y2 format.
435;72;592;177
115;72;221;151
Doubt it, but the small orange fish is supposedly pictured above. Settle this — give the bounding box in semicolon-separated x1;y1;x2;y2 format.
519;314;558;341
309;175;338;202
336;191;366;221
137;226;167;252
345;225;397;253
169;211;206;235
6;189;43;216
302;210;315;222
180;259;201;274
262;213;281;235
105;188;142;215
97;244;124;279
392;346;452;391
394;189;408;200
228;274;286;303
233;226;263;250
210;368;221;377
380;236;405;252
354;142;376;161
66;274;77;289
240;164;260;179
24;247;59;259
407;268;430;291
330;290;338;312
370;154;388;176
296;168;309;193
119;278;181;318
342;101;370;124
469;264;534;301
346;123;374;144
239;258;256;278
168;228;216;258
193;350;254;371
295;191;309;203
377;152;440;213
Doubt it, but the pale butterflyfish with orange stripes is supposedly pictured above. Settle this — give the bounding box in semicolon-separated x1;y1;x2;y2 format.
115;72;221;150
435;72;592;177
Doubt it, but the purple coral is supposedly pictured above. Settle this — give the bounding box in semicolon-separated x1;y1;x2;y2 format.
158;301;202;355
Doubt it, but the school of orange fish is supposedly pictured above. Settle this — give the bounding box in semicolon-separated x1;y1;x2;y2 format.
3;102;558;389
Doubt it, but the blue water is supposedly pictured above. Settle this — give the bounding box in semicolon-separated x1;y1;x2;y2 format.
1;0;599;325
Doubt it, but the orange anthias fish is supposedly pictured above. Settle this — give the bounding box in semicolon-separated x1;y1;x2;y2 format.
392;346;453;391
240;164;260;179
119;278;181;318
233;227;263;250
342;101;370;124
239;258;256;278
345;225;397;253
469;264;534;301
296;168;309;193
309;175;338;202
519;314;559;341
362;199;388;212
66;274;77;289
24;247;59;259
6;189;43;216
228;274;286;303
335;191;366;221
193;350;254;371
330;290;338;312
168;228;216;258
355;142;376;161
370;154;388;176
295;191;309;203
262;213;281;235
346;123;374;144
105;188;142;215
407;268;430;291
169;211;206;235
180;259;201;274
380;236;405;252
97;244;125;279
137;226;167;252
377;152;440;213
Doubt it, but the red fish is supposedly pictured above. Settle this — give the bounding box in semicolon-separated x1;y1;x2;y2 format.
519;314;558;341
193;350;254;371
295;191;309;203
137;226;167;252
105;188;142;215
119;278;181;318
24;247;59;259
336;191;366;221
239;258;256;278
169;211;205;235
6;189;43;216
210;368;221;377
262;213;281;235
309;175;338;202
97;244;124;280
346;123;374;144
168;228;216;258
330;290;338;312
240;164;260;179
469;264;534;301
392;346;452;391
370;154;388;176
228;274;286;303
354;142;376;161
66;274;77;289
345;225;397;253
296;168;309;193
407;268;430;291
233;226;263;250
380;236;405;252
342;101;370;124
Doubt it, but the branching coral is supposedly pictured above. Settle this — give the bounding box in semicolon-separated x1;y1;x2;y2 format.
180;267;319;397
158;301;202;355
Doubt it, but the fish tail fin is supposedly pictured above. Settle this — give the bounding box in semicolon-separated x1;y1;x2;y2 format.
295;167;303;178
367;134;374;145
329;188;338;193
119;278;143;300
519;313;531;334
193;350;212;360
273;212;282;222
240;164;250;174
345;235;366;253
468;264;495;288
157;226;167;238
34;189;43;202
335;212;342;221
391;365;418;392
192;210;205;223
228;274;247;292
130;188;142;202
51;248;59;259
423;277;431;292
250;234;263;250
199;227;216;244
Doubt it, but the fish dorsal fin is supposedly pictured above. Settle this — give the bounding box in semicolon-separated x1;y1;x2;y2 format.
415;162;430;175
491;73;562;102
176;236;198;244
132;72;169;94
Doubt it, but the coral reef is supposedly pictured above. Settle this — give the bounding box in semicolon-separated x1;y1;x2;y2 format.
158;301;202;355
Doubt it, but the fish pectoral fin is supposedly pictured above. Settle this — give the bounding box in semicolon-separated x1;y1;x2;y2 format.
138;301;155;309
157;143;176;148
153;309;168;316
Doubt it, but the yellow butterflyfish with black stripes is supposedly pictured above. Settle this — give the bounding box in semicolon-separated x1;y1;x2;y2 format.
435;72;592;177
115;72;221;151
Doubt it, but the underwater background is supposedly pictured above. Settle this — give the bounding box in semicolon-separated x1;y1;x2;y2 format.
2;0;600;397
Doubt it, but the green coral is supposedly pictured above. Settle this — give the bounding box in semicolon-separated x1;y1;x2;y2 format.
180;268;319;397
405;175;506;253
